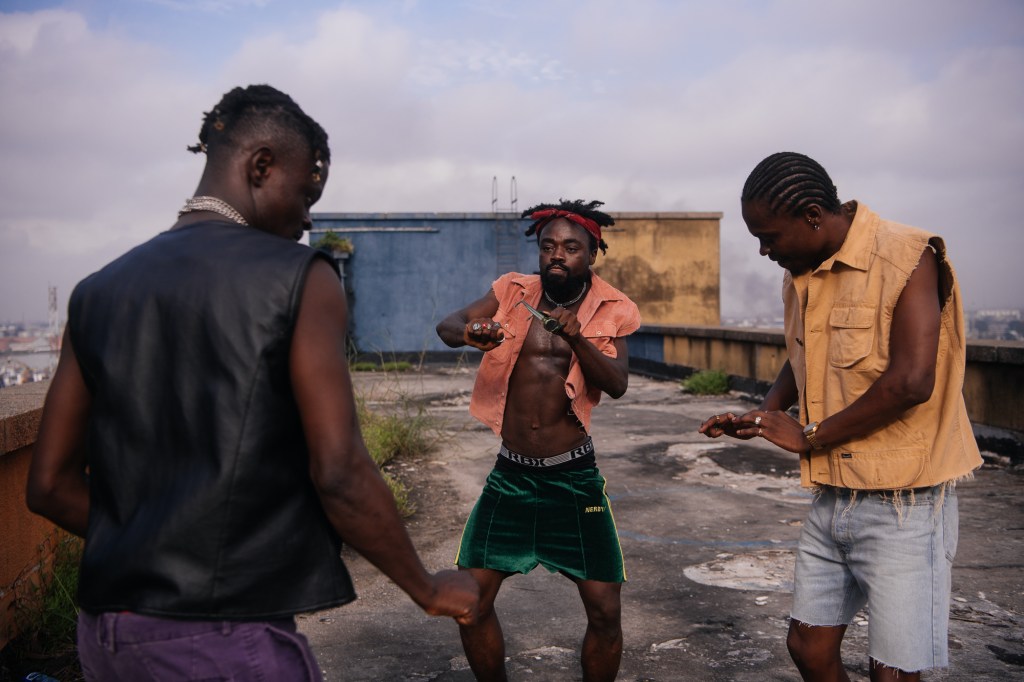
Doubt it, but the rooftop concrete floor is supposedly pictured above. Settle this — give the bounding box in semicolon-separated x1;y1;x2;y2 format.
300;364;1024;682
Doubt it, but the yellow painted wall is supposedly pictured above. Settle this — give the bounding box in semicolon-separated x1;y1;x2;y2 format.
661;331;785;384
964;361;1024;430
595;212;721;326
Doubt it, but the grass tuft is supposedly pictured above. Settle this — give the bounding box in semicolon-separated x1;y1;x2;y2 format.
2;533;84;681
357;396;438;516
310;231;354;254
351;360;414;373
680;369;730;395
359;408;435;466
381;471;415;516
380;361;412;372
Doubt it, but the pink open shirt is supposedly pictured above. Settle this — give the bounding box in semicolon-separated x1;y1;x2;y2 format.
469;272;641;436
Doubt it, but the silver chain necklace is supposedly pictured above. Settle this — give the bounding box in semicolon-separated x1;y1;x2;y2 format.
178;196;248;226
543;281;587;307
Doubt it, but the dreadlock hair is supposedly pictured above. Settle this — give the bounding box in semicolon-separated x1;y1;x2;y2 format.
740;152;841;217
187;84;330;164
521;199;615;254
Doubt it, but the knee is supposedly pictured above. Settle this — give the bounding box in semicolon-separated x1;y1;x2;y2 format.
786;622;835;671
461;569;504;624
786;625;810;664
468;594;498;625
585;598;621;635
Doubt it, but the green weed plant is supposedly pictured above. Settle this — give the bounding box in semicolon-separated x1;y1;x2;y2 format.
356;389;440;517
380;361;412;372
310;231;354;254
681;369;730;395
2;533;84;681
351;360;414;373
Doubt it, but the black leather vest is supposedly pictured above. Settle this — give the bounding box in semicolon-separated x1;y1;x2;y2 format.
69;221;355;618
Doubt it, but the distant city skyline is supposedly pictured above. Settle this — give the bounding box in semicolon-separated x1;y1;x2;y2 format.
6;304;1023;333
2;1;1022;322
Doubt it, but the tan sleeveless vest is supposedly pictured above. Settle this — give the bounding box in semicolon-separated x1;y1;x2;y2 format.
783;203;982;489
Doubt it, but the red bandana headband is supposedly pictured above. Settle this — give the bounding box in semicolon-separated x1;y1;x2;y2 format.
528;209;602;243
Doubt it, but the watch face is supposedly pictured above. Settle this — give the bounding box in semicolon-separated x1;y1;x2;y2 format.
804;421;818;435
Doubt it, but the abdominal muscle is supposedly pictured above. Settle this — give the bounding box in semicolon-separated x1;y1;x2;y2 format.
499;319;589;456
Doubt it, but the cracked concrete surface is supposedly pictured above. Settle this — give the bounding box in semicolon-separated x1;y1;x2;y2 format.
300;365;1024;681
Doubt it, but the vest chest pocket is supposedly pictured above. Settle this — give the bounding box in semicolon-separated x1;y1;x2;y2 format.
582;323;616;355
487;320;517;362
828;306;876;368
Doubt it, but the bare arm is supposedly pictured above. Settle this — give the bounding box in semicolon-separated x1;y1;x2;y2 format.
760;360;799;413
564;334;630;398
436;290;503;351
293;259;478;622
26;330;91;537
736;248;942;453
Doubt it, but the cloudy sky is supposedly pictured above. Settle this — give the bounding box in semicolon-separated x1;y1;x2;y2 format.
1;0;1021;324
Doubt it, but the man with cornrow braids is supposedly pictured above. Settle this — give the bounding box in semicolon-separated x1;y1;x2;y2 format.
700;152;981;681
437;199;640;681
27;84;478;680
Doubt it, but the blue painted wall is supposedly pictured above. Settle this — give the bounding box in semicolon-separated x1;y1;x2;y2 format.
311;213;540;354
625;331;665;365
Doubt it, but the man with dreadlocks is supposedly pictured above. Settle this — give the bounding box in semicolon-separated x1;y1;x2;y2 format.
699;152;981;681
27;84;478;680
436;199;640;682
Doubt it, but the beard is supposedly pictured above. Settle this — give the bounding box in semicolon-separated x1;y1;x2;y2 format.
541;266;591;304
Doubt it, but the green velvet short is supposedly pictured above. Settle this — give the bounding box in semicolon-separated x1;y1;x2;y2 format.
455;465;626;583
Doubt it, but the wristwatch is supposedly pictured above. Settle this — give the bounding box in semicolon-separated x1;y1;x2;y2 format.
803;421;823;450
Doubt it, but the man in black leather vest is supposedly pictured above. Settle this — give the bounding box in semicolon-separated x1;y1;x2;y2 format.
27;84;478;680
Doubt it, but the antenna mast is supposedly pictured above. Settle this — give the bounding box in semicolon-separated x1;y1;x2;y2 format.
491;176;519;212
47;285;59;351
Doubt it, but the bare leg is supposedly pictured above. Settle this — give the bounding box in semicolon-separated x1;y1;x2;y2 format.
458;567;510;682
574;579;622;682
787;618;850;682
869;659;920;682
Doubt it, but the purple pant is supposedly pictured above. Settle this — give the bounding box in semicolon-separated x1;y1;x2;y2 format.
77;611;323;681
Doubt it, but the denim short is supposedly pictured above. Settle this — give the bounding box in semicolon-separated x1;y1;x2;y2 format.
77;611;323;681
791;484;959;672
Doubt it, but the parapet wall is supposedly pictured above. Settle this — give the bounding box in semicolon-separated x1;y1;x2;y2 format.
628;325;1024;455
0;381;59;649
